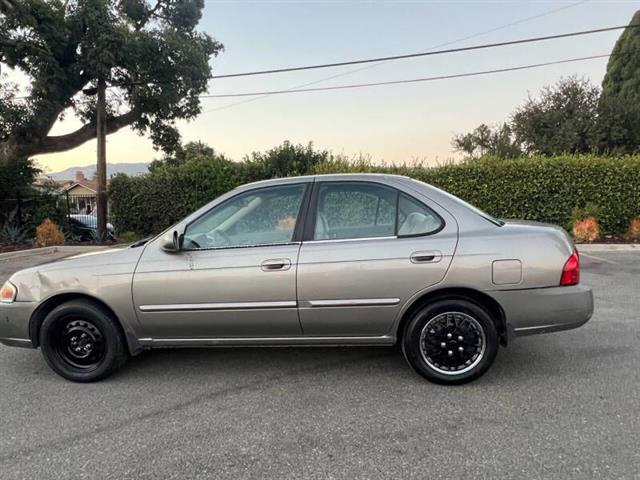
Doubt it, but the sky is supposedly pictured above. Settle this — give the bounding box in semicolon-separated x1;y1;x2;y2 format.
13;0;640;173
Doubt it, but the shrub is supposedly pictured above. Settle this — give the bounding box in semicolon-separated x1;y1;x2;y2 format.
109;145;640;238
0;223;30;244
117;231;142;244
317;155;640;236
627;217;640;240
572;218;600;243
27;195;66;230
569;203;601;242
35;218;64;247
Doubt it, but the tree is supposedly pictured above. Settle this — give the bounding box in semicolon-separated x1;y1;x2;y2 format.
0;0;222;165
601;10;640;103
452;78;600;158
597;11;640;154
595;96;640;155
511;76;600;156
451;123;522;159
245;141;330;179
149;140;215;170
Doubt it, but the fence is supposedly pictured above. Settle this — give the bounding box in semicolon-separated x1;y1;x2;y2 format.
0;191;113;236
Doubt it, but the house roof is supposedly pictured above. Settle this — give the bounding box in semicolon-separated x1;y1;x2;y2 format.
60;180;98;193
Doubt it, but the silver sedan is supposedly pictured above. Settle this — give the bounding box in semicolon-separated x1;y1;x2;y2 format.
0;174;593;384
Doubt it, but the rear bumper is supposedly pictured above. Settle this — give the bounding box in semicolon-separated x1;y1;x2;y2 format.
0;301;36;349
487;284;594;341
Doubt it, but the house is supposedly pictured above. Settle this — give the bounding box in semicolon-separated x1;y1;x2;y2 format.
58;171;99;215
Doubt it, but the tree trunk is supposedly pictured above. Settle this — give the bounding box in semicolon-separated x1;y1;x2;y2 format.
96;79;108;241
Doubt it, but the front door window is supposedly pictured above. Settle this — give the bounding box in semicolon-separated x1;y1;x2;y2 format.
183;184;307;249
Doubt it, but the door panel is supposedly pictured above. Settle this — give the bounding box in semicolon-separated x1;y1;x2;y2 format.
297;180;458;337
132;182;311;339
297;235;456;336
133;244;302;338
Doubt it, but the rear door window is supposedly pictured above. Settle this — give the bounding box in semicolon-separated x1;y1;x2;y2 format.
313;182;397;240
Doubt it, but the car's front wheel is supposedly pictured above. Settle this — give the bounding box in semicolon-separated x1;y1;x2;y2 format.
39;300;128;382
401;299;499;385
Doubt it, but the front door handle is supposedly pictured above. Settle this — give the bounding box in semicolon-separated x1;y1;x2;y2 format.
410;250;442;264
261;258;292;271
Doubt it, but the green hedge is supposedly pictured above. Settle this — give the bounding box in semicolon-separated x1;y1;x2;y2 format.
110;152;640;236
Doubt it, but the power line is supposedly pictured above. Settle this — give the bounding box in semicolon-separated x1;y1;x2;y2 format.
204;0;590;112
200;53;616;98
7;5;625;106
6;50;620;105
8;52;617;104
92;9;611;92
5;2;600;104
209;24;634;79
87;19;635;96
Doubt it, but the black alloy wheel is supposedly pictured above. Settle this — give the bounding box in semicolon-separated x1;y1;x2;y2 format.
402;299;499;385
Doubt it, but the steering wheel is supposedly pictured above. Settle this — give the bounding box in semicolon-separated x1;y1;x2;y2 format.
205;228;232;247
182;237;201;249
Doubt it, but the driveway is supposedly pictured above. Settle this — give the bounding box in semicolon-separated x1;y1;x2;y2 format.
0;249;639;479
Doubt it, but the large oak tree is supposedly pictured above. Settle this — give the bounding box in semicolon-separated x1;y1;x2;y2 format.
0;0;222;165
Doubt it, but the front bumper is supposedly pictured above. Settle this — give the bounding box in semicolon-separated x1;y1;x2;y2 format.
487;284;594;341
0;301;37;349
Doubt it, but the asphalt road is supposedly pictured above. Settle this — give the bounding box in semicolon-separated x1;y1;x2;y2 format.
0;249;639;479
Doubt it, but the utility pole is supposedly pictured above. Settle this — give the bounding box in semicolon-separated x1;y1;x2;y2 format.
96;78;107;241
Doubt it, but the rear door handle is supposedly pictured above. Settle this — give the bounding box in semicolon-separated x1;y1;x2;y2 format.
410;251;442;264
261;258;292;271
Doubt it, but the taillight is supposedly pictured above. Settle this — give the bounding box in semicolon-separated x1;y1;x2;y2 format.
560;250;580;286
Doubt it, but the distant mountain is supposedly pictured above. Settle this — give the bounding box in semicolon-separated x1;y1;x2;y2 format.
43;162;150;181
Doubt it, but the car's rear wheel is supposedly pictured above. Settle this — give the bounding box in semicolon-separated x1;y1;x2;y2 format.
39;300;127;382
401;299;498;385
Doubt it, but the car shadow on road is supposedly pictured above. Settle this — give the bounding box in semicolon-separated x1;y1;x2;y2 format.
123;345;411;380
114;337;615;386
3;333;620;387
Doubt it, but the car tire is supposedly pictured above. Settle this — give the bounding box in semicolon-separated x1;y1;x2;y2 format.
39;300;128;382
401;299;499;385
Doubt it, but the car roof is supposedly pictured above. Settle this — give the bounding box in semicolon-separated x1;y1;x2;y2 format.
240;173;411;189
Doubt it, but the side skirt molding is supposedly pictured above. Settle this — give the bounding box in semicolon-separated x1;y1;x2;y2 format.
138;335;396;348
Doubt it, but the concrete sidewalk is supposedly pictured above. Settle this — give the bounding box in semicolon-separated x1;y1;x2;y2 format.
0;245;110;261
577;243;639;252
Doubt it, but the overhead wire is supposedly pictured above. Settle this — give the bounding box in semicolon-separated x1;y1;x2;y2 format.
198;52;621;98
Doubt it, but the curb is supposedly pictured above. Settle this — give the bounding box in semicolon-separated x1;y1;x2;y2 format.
577;244;639;252
0;245;110;261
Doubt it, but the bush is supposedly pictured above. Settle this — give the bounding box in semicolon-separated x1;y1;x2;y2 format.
627;218;640;240
570;202;603;224
35;218;64;247
572;218;600;243
317;155;640;235
116;231;142;244
569;202;602;242
0;223;30;244
109;145;640;238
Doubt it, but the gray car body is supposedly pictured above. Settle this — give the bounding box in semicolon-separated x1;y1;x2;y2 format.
0;174;593;354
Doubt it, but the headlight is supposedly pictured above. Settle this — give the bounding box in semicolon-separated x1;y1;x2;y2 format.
0;281;17;303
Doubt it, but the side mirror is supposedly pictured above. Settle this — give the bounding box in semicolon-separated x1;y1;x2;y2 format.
161;229;184;253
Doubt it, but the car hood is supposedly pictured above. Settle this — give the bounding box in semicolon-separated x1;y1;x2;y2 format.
34;246;144;272
9;246;146;302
